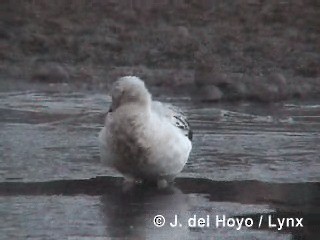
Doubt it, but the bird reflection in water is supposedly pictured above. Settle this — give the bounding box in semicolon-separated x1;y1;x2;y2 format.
100;183;190;239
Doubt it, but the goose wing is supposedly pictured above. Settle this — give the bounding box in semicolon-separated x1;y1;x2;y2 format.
152;101;193;140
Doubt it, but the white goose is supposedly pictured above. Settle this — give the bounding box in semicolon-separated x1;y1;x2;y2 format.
99;76;192;187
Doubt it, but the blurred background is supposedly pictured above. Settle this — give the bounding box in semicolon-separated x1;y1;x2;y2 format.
1;0;319;101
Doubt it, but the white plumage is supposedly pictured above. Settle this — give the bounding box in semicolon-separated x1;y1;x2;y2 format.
99;76;192;186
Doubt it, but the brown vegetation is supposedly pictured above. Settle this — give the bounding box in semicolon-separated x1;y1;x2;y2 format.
1;0;319;101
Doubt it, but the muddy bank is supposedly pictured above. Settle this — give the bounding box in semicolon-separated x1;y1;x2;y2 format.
1;0;319;101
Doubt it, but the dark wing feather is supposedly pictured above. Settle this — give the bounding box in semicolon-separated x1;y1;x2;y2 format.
152;101;193;141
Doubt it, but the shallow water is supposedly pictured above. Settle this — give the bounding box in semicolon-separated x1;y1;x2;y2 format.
0;90;319;239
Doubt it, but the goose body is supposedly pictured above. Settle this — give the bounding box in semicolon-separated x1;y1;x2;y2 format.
99;76;192;185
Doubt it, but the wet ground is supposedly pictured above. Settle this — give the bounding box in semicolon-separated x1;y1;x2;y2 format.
0;90;319;239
